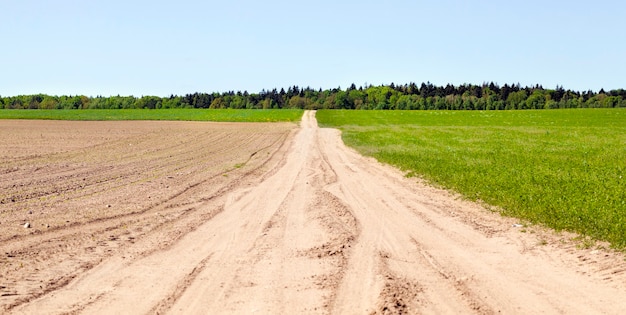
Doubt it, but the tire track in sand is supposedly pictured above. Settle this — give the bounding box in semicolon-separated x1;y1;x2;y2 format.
11;111;626;314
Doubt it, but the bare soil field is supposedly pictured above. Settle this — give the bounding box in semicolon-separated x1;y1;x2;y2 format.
2;112;626;314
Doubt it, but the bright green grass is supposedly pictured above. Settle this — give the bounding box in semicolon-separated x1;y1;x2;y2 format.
0;109;304;122
317;109;626;248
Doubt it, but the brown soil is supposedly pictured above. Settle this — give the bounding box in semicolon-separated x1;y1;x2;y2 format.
2;113;626;314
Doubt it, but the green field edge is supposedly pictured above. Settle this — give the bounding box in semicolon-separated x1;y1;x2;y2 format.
0;109;304;123
317;109;626;250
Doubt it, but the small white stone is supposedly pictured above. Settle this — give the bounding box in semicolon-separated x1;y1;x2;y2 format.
23;222;31;229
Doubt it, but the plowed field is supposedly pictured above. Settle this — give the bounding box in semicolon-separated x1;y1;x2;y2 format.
2;112;626;314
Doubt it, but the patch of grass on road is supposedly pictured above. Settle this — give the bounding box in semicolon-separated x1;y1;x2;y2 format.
317;109;626;248
0;109;304;122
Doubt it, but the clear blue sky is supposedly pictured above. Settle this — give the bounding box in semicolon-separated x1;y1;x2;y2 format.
2;0;625;97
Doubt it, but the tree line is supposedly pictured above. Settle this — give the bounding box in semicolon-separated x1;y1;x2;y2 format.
2;82;625;110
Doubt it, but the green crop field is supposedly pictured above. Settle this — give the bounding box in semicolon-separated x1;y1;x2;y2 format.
317;109;626;248
0;109;304;122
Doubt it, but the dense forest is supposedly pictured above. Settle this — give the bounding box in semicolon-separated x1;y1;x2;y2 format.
2;82;625;110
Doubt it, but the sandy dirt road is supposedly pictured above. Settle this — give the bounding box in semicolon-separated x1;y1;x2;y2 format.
3;111;626;314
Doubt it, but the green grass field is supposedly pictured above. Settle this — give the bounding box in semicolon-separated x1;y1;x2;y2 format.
0;109;304;122
317;109;626;248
